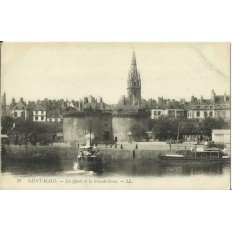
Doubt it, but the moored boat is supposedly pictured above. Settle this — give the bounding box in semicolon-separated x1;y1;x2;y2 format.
159;143;230;162
77;145;101;160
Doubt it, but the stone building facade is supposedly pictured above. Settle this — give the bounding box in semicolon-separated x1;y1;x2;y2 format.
63;106;113;144
112;108;149;142
187;90;230;121
63;51;149;143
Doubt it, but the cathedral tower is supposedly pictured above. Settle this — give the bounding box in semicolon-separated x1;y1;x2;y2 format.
127;51;141;105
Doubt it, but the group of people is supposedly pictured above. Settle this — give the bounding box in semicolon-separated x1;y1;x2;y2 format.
108;143;138;150
74;139;139;150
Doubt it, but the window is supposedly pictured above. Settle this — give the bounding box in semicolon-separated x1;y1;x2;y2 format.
36;111;38;115
105;124;107;127
204;111;207;117
158;111;161;115
41;116;44;120
168;110;175;117
14;112;17;117
209;111;213;117
55;118;58;122
21;112;23;117
210;106;213;109
153;111;157;116
197;106;200;109
41;111;44;114
35;116;38;121
196;111;200;117
49;118;52;122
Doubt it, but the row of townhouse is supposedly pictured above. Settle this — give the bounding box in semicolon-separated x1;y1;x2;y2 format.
2;90;230;122
32;105;62;122
151;108;186;119
150;90;230;121
8;98;63;122
187;90;230;120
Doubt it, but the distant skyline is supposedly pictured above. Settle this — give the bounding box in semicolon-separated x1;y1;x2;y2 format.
1;42;230;105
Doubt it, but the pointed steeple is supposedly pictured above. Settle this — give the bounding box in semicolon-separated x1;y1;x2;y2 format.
131;50;137;69
127;50;141;105
130;50;139;78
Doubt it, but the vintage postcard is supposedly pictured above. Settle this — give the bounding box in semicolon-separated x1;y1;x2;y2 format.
0;42;230;189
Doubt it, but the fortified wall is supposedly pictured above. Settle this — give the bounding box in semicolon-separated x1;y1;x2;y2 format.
63;108;113;144
112;109;149;142
63;51;149;144
63;111;86;143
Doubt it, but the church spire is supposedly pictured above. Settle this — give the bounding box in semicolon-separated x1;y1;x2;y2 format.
127;50;141;105
130;50;139;80
131;50;137;69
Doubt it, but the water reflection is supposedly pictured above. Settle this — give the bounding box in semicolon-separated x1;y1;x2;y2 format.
77;157;103;174
1;159;73;176
100;158;229;177
1;156;230;177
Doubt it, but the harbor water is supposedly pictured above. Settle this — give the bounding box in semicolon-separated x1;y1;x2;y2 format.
1;143;231;189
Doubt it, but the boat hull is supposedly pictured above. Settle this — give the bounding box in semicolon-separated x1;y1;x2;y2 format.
158;155;230;163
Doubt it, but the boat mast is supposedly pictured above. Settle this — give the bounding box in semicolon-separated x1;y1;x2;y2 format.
176;124;180;151
89;107;92;146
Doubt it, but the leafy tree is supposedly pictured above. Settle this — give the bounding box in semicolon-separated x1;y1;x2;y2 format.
151;116;230;141
199;117;230;138
1;116;14;134
151;116;200;141
151;116;174;141
130;125;147;141
16;120;47;138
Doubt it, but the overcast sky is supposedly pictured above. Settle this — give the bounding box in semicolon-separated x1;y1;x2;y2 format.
1;42;230;105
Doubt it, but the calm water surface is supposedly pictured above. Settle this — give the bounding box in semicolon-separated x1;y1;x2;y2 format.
1;155;230;178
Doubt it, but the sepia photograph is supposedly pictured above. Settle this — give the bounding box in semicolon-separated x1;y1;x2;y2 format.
0;42;230;189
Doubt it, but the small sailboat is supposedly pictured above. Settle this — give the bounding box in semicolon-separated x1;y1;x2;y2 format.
77;107;101;160
160;124;183;157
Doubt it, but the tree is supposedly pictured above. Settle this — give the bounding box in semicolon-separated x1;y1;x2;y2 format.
151;116;230;141
151;116;174;141
151;116;199;141
1;116;14;134
16;120;47;138
199;117;230;138
130;125;147;141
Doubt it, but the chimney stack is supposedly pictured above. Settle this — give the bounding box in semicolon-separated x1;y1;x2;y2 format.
211;90;215;103
11;98;16;107
224;92;227;102
200;95;203;104
191;96;195;103
79;100;83;111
